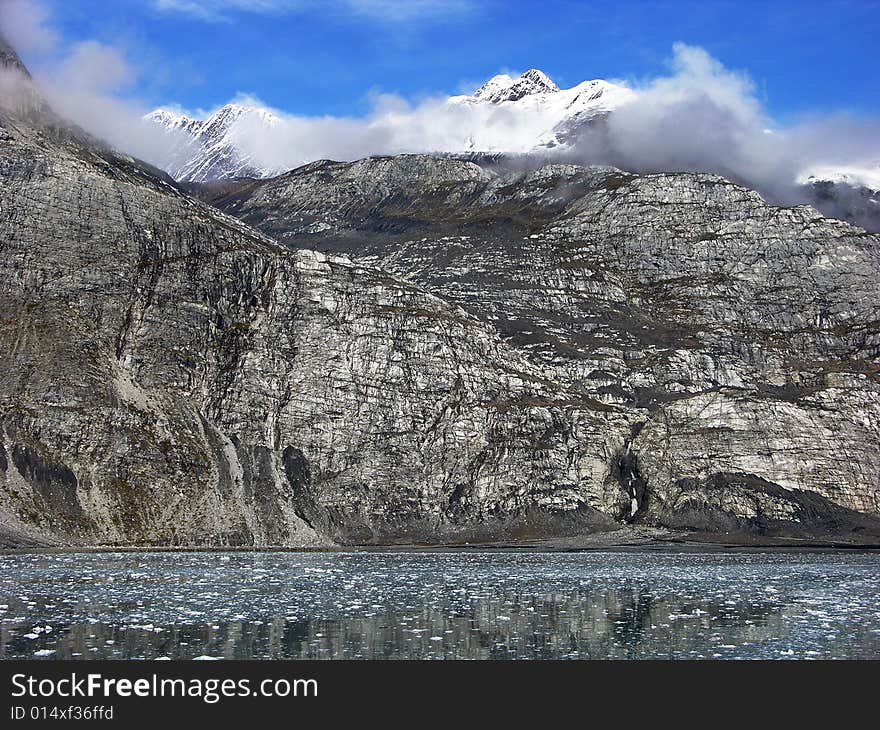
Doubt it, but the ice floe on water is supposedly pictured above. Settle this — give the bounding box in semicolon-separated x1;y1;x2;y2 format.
0;551;878;659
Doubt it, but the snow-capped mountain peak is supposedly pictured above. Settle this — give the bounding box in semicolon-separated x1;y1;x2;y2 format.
203;103;279;130
146;108;203;137
447;69;635;152
472;68;560;103
146;72;638;181
148;103;279;136
145;108;179;126
144;103;282;183
452;70;635;117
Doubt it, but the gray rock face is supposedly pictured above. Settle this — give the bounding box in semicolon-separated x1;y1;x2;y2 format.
201;156;880;540
0;54;635;547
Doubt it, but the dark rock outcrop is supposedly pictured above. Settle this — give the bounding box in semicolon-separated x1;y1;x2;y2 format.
802;178;880;235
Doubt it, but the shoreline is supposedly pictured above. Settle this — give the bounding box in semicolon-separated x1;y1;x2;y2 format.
4;526;880;556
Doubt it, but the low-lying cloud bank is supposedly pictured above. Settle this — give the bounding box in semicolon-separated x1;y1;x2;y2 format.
561;44;880;206
216;44;880;203
2;1;878;214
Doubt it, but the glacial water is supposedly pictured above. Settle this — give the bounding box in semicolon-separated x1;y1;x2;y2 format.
1;550;878;660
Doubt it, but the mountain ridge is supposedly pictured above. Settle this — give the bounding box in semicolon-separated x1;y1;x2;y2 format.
196;153;880;543
143;68;878;235
0;47;641;547
145;68;636;182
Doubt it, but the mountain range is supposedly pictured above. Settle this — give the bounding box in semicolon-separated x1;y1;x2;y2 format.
144;69;636;182
3;37;880;548
145;69;879;232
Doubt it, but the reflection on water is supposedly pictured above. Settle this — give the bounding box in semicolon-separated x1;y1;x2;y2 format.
1;551;878;659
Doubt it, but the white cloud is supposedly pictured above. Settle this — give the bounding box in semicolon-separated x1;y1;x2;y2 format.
0;1;190;166
53;41;136;91
2;0;878;209
32;39;189;165
152;0;474;22
0;0;58;53
564;43;880;202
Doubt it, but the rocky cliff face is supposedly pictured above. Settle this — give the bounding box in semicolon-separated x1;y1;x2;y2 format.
0;44;637;548
2;40;879;547
201;156;880;541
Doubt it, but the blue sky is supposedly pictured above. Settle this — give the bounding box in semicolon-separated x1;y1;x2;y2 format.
15;0;880;121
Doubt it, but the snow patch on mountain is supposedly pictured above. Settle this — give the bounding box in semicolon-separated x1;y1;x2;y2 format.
471;69;560;103
797;163;880;192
